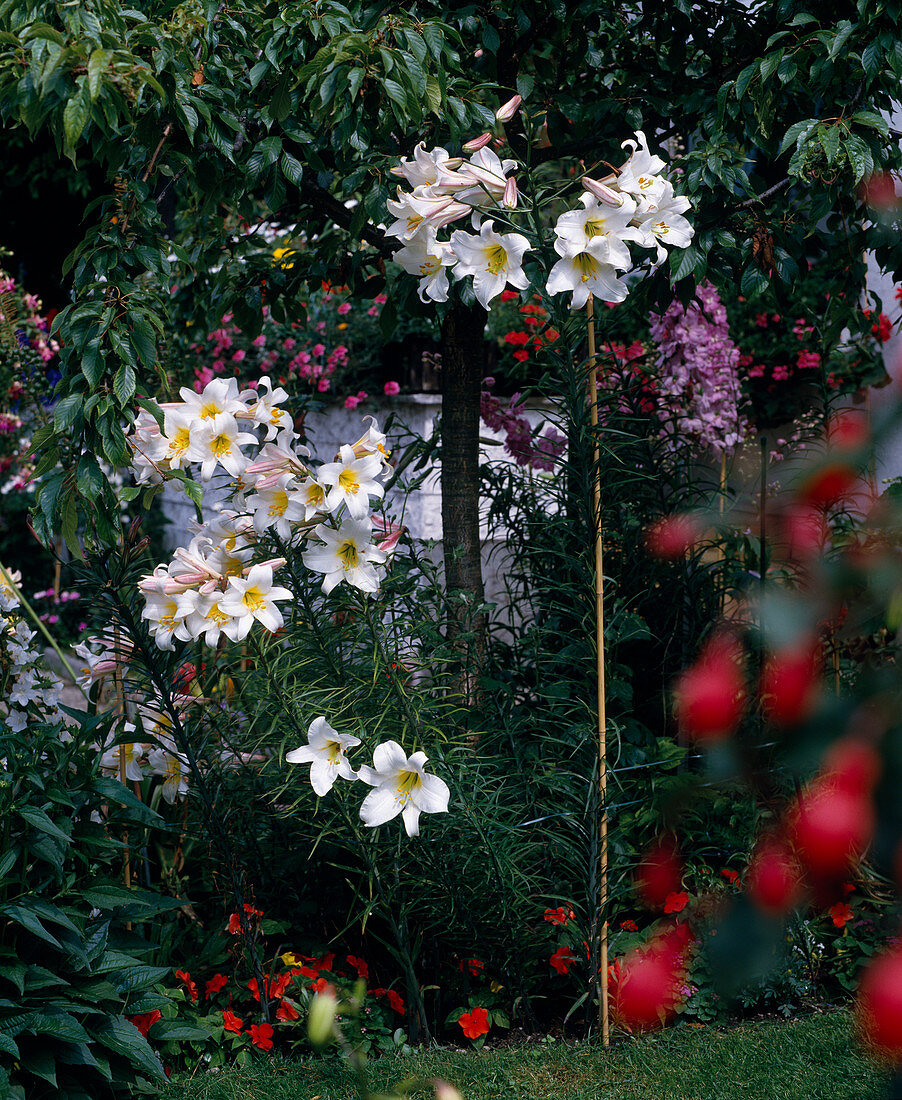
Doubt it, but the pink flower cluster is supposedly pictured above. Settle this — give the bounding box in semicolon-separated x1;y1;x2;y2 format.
649;282;747;456
480;380;566;472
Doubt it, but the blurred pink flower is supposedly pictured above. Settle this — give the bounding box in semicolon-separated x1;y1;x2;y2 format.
384;381;401;396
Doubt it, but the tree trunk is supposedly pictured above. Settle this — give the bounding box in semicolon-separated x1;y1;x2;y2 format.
440;299;487;709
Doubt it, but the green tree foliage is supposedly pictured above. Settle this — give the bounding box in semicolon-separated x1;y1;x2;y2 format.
0;0;899;548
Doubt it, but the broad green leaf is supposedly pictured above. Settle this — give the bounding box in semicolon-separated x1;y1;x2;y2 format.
62;87;89;149
17;805;72;845
90;1017;166;1082
87;48;109;100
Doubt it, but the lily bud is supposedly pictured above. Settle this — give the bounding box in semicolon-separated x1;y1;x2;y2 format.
462;131;493;153
307;991;338;1049
434;1082;464;1100
495;94;522;123
502;177;518;209
582;177;625;206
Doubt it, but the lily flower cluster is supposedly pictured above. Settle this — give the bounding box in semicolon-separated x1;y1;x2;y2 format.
386;121;693;311
129;377;401;650
287;716;450;836
0;567;68;734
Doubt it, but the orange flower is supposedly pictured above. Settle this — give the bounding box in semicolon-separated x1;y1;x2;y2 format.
227;904;263;935
276;999;300;1022
458;1006;490;1039
543;906;574;926
175;970;198;1002
205;973;228;998
619;919;639;932
222;1009;243;1033
549;946;576;975
346;954;369;979
249;1022;274;1050
128;1011;161;1036
663;892;688;914
829;902;854;928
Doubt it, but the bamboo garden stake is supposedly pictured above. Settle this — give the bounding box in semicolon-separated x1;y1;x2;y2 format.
586;294;610;1046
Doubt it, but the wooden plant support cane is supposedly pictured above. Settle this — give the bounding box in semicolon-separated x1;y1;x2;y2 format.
586;295;610;1046
112;629;133;923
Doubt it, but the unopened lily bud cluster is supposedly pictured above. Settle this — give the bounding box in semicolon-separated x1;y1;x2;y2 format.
386;111;693;310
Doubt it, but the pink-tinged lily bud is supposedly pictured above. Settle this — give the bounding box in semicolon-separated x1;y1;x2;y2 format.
502;176;518;209
462;131;493;153
582;177;625;206
495;94;522;123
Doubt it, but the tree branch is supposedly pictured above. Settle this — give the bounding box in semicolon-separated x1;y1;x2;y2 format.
740;176;793;207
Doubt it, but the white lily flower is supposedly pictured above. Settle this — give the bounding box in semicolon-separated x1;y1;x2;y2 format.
161;407;199;471
147;741;190;803
389;143;458;188
245;428;311;490
182;591;244;645
545;235;629;310
454;147;518;206
128;409;168;484
302;517;387;595
141;588;193;649
350;418;391;466
247;480;307;539
187;412;257;481
385;188;470;241
631;179;694;262
392;229;456;303
358;741;450;836
286;715;360;795
449;219;531;310
219;563;292;637
317;444;385;520
100;725;146;783
242;376;292;440
178;377;247;421
297;476;328;520
552;192;642;268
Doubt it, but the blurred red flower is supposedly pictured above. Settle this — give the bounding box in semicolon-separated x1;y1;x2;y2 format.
549;946;576;975
128;1011;161;1036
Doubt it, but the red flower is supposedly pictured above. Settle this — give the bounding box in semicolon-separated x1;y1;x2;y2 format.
896;286;902;303
871;312;893;342
791;780;874;880
747;839;803;915
674;635;746;743
663;892;688;914
385;989;405;1014
222;1010;243;1033
311;977;337;996
619;919;639;932
636;837;683;909
543;906;574;926
499;290;518;302
463;958;485;977
227;904;263;935
760;643;821;728
129;1011;161;1037
829;902;853;928
248;1022;274;1050
645;514;701;560
720;868;739;885
512;349;529;362
458;1006;490;1039
856;948;902;1056
175;970;198;1002
276;999;300;1022
549;946;576;975
346;954;369;979
205;973;228;998
504;331;530;346
613;928;692;1031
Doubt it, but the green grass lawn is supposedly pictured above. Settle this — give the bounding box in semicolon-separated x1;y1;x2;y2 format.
168;1011;890;1100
